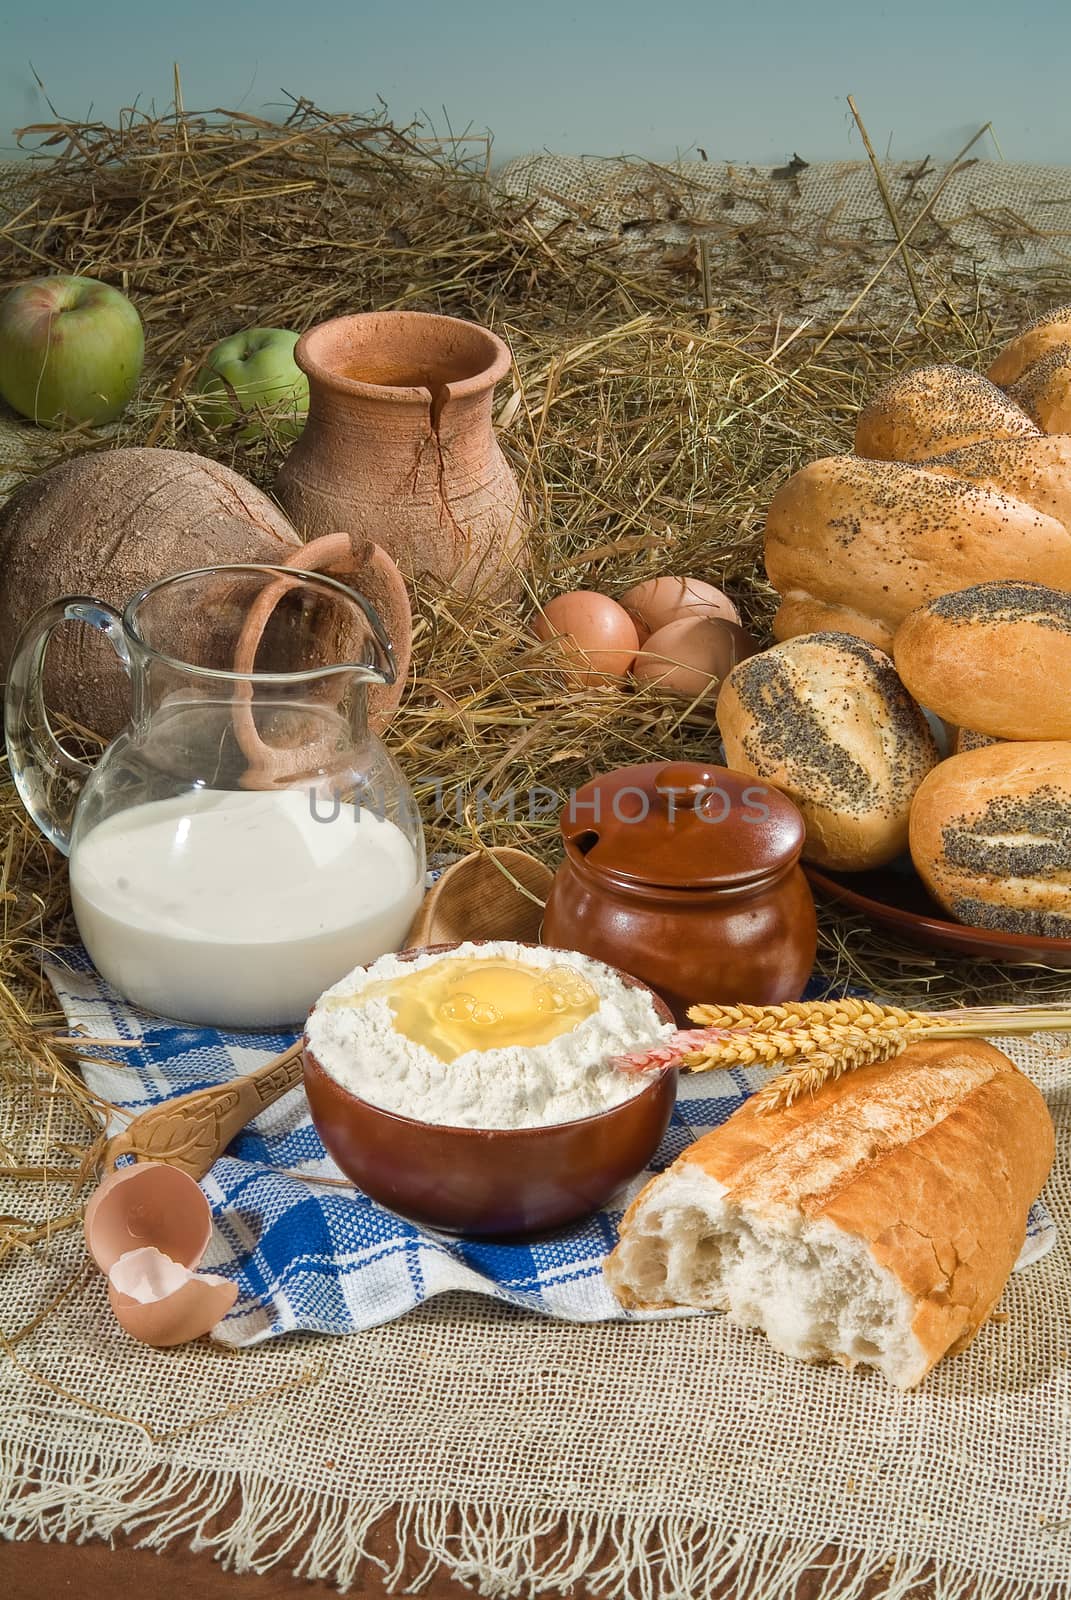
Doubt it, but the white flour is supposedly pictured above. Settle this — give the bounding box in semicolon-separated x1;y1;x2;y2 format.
304;940;673;1129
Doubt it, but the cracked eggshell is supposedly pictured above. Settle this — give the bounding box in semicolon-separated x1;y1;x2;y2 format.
532;591;639;685
84;1162;213;1274
619;577;740;644
632;617;756;699
107;1246;237;1348
85;1167;237;1347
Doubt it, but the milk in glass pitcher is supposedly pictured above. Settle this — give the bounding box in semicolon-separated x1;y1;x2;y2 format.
5;565;425;1027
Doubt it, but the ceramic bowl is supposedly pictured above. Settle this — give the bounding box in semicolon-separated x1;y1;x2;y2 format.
302;943;677;1237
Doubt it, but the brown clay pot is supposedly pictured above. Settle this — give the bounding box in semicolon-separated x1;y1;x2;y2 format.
276;312;528;602
542;761;818;1024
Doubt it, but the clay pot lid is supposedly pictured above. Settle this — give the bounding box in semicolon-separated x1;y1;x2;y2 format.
559;761;806;889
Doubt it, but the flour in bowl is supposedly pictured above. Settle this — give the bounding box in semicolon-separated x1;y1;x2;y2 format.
304;940;673;1129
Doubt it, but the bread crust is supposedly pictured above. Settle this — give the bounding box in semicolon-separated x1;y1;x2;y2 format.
716;631;937;871
607;1039;1054;1383
909;741;1071;935
1008;343;1071;435
764;455;1071;649
919;433;1071;527
854;364;1039;462
894;582;1071;740
987;304;1071;386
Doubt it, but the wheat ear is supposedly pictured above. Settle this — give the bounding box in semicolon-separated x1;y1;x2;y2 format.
613;1000;1071;1114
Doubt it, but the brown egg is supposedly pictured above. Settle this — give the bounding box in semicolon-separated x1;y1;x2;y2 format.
632;618;756;699
532;591;639;685
619;577;740;644
84;1163;237;1347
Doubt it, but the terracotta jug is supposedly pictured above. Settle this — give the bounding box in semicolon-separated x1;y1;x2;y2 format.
276;312;527;602
541;761;818;1024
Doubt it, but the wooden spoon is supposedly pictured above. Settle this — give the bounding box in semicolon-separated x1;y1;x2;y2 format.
103;847;555;1180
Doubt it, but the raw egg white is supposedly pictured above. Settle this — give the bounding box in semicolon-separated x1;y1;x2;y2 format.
619;577;740;644
631;617;756;699
532;591;639;685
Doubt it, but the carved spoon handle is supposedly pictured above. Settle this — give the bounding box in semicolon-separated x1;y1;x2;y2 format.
103;1041;305;1182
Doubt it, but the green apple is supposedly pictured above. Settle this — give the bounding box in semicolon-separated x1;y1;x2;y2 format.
0;274;144;427
193;327;308;441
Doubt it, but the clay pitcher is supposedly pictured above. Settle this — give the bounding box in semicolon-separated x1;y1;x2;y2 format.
276;311;527;602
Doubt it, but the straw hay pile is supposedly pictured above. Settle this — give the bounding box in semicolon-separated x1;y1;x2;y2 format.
2;98;1070;1311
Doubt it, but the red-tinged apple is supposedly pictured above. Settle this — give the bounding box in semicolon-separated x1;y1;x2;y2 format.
0;274;144;427
193;327;309;441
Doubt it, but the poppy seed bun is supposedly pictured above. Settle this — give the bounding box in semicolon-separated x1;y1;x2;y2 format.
1008;343;1071;436
606;1038;1054;1390
854;364;1039;462
909;742;1071;936
987;304;1071;386
716;632;938;871
894;582;1071;740
953;727;1000;755
918;433;1071;526
764;455;1071;651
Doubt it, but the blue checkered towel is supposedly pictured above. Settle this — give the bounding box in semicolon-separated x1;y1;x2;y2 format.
45;947;1056;1348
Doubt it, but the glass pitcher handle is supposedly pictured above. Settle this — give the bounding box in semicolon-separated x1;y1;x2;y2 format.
4;597;131;856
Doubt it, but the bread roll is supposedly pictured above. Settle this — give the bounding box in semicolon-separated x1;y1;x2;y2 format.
1008;342;1071;435
606;1038;1053;1390
716;632;938;870
987;303;1071;386
919;433;1071;527
765;455;1071;650
910;741;1071;935
894;582;1071;740
854;364;1039;462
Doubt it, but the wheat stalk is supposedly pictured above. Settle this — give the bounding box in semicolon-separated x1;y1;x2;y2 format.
611;1001;1071;1114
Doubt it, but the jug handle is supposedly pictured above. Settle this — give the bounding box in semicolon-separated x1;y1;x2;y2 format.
4;597;131;856
230;550;398;785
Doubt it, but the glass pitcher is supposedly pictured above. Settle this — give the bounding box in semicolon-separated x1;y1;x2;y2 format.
5;564;426;1029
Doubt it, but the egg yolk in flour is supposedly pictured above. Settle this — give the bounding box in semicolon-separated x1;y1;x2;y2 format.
326;957;599;1061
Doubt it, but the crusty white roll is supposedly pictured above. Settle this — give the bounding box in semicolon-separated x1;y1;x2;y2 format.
987;303;1071;386
894;581;1071;740
919;433;1071;526
764;454;1071;650
854;364;1039;462
910;741;1071;935
716;632;938;870
1008;342;1071;436
606;1038;1054;1390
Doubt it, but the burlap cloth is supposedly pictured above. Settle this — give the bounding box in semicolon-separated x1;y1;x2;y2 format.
1;156;1070;1598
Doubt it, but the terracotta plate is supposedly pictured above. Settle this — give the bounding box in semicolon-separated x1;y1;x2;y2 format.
804;857;1071;968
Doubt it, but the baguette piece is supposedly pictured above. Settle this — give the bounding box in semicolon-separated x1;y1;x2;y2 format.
909;741;1071;935
765;454;1071;651
606;1038;1054;1389
1008;343;1071;436
987;303;1071;386
894;582;1071;740
854;364;1039;461
716;632;938;870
